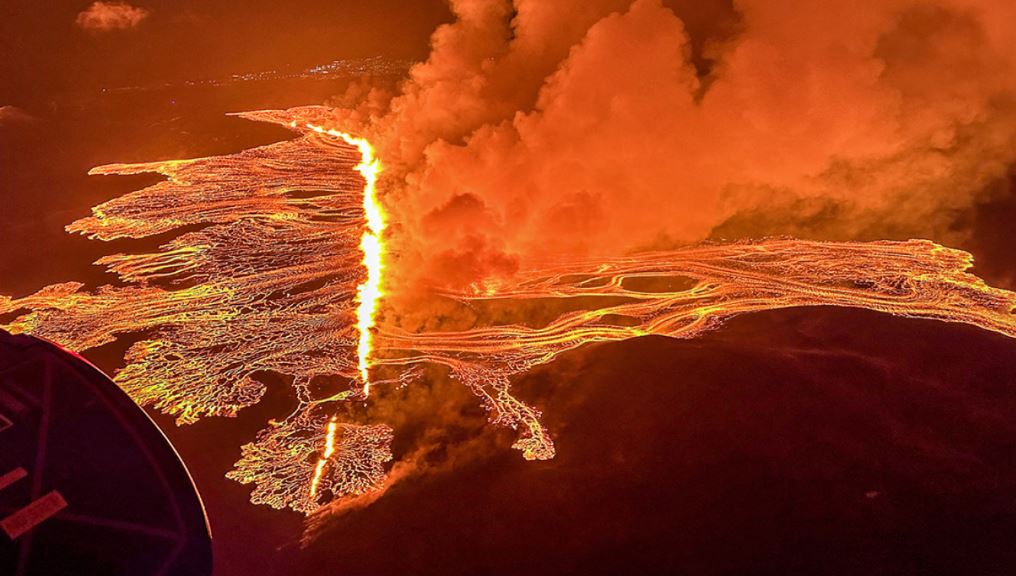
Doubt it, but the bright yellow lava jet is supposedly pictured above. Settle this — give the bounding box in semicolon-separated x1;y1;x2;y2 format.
305;122;385;397
308;416;338;499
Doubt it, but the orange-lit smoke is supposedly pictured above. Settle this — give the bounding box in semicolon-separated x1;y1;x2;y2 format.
329;0;1016;287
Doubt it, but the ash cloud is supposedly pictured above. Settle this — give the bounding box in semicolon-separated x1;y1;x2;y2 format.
76;1;150;31
329;0;1016;288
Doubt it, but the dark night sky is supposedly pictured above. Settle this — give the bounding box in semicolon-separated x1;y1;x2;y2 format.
3;2;1016;575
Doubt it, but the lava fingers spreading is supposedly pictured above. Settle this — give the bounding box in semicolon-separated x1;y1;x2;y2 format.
375;239;1016;460
4;106;1016;515
1;107;393;514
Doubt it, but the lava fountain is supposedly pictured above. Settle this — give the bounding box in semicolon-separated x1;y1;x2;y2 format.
3;106;1016;515
304;122;385;397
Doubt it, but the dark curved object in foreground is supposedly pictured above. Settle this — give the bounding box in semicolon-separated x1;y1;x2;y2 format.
0;330;212;576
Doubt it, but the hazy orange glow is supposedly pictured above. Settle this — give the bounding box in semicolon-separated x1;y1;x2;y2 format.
3;108;1016;515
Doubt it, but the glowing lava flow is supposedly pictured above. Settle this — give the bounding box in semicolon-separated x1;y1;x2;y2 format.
309;416;338;499
304;122;385;397
4;106;1016;516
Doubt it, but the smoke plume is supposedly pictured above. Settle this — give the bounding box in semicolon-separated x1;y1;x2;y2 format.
76;1;150;32
327;0;1015;288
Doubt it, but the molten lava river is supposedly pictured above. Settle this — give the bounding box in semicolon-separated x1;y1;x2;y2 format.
4;107;1016;515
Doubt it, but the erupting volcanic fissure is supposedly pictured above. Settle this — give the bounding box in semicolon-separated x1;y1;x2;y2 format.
303;122;385;398
301;122;385;506
4;107;1016;516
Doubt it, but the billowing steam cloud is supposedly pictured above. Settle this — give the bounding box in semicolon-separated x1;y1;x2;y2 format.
329;0;1016;288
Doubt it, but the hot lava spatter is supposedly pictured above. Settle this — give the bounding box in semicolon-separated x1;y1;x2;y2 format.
3;106;1016;515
